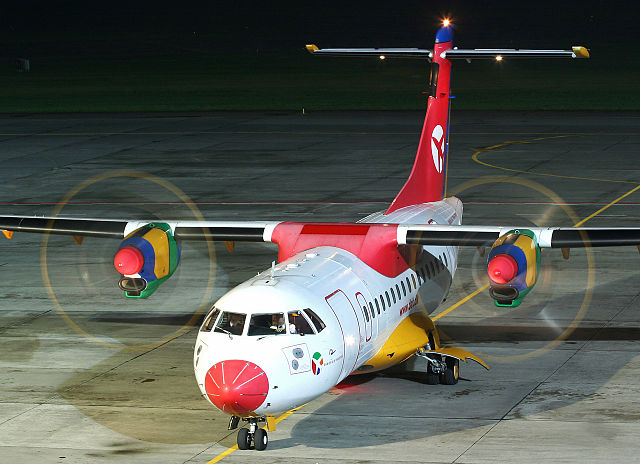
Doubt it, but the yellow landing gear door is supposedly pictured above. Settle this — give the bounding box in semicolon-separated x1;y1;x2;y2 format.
420;346;490;370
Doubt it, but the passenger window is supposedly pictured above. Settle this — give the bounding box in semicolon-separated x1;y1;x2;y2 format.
395;284;401;300
401;281;406;296
201;308;220;332
303;308;326;333
443;253;448;267
406;277;411;292
215;311;246;336
369;302;375;318
288;311;315;335
362;306;370;322
391;289;396;304
386;291;391;306
411;274;417;289
380;295;385;311
248;312;286;336
375;298;380;314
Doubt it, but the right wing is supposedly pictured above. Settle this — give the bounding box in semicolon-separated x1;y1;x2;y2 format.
0;215;280;242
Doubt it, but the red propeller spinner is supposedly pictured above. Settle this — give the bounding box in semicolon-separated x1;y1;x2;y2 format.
113;246;144;275
488;254;518;284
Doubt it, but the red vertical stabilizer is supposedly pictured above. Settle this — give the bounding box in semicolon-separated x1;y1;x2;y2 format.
385;24;453;214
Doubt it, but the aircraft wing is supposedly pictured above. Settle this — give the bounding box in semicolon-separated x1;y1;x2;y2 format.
397;225;640;248
3;215;640;248
0;215;280;242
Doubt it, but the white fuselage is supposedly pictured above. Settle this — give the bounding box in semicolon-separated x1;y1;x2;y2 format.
194;197;462;417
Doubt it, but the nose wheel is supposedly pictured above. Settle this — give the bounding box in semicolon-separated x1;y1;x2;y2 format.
235;417;269;451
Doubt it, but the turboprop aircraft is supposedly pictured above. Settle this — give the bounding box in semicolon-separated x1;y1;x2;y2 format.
2;20;639;452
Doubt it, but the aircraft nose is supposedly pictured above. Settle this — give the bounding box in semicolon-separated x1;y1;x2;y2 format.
204;360;269;416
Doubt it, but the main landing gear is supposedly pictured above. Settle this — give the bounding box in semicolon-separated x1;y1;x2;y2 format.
416;348;460;385
228;416;269;451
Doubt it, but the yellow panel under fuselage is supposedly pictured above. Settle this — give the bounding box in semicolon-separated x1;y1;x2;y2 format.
359;311;438;373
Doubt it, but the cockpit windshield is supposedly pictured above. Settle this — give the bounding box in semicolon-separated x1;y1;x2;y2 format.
288;310;315;335
200;308;220;332
214;311;246;336
248;312;287;336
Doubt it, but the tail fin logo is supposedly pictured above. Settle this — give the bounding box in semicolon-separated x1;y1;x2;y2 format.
431;125;445;173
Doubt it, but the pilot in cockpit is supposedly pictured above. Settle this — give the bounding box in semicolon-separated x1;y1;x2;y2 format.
270;315;287;333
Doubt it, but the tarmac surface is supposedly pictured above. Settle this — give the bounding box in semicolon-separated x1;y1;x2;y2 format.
0;110;639;463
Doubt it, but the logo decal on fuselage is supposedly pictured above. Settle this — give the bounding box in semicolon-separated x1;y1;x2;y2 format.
431;124;445;173
312;352;323;375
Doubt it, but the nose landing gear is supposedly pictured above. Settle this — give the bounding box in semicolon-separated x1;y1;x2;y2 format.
230;416;269;451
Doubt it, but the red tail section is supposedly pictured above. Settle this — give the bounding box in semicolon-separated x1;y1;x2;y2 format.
386;24;453;214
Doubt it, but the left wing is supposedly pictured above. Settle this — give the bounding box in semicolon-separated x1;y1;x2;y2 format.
397;225;640;248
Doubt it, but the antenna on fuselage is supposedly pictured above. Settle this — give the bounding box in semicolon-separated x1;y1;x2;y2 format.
270;260;276;278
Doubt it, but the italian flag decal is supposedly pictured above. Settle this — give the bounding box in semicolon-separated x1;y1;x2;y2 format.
312;352;323;375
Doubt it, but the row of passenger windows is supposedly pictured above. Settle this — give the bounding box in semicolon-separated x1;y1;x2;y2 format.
360;255;448;322
200;307;326;336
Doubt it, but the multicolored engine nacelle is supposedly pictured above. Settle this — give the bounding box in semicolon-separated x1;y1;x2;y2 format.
486;229;540;307
113;223;180;298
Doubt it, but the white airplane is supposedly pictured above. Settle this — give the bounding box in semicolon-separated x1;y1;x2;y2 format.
2;20;639;452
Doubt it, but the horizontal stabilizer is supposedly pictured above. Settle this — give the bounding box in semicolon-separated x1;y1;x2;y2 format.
442;47;589;60
306;45;432;58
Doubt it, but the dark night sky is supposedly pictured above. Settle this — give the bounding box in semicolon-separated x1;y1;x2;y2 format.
2;1;639;56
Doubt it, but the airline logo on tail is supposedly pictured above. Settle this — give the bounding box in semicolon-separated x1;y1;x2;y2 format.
431;125;445;173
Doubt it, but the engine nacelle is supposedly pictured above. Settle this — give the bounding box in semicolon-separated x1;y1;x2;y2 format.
113;223;180;298
487;229;540;307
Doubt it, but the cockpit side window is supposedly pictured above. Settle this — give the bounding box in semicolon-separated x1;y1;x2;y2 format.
201;308;220;332
214;311;246;336
248;312;287;336
288;310;315;335
303;308;326;333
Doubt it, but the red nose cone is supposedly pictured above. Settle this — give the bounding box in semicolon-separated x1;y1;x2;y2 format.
488;254;518;284
204;360;269;416
114;246;144;275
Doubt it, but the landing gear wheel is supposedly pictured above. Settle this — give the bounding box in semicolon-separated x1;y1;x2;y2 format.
441;358;459;385
237;428;251;450
254;428;268;451
426;362;440;385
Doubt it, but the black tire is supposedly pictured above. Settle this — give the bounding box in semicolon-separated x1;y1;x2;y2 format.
237;428;251;450
426;362;440;385
254;428;268;451
441;358;459;385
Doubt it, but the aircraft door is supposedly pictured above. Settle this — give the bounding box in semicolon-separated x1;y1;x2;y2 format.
325;290;360;379
355;292;372;342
